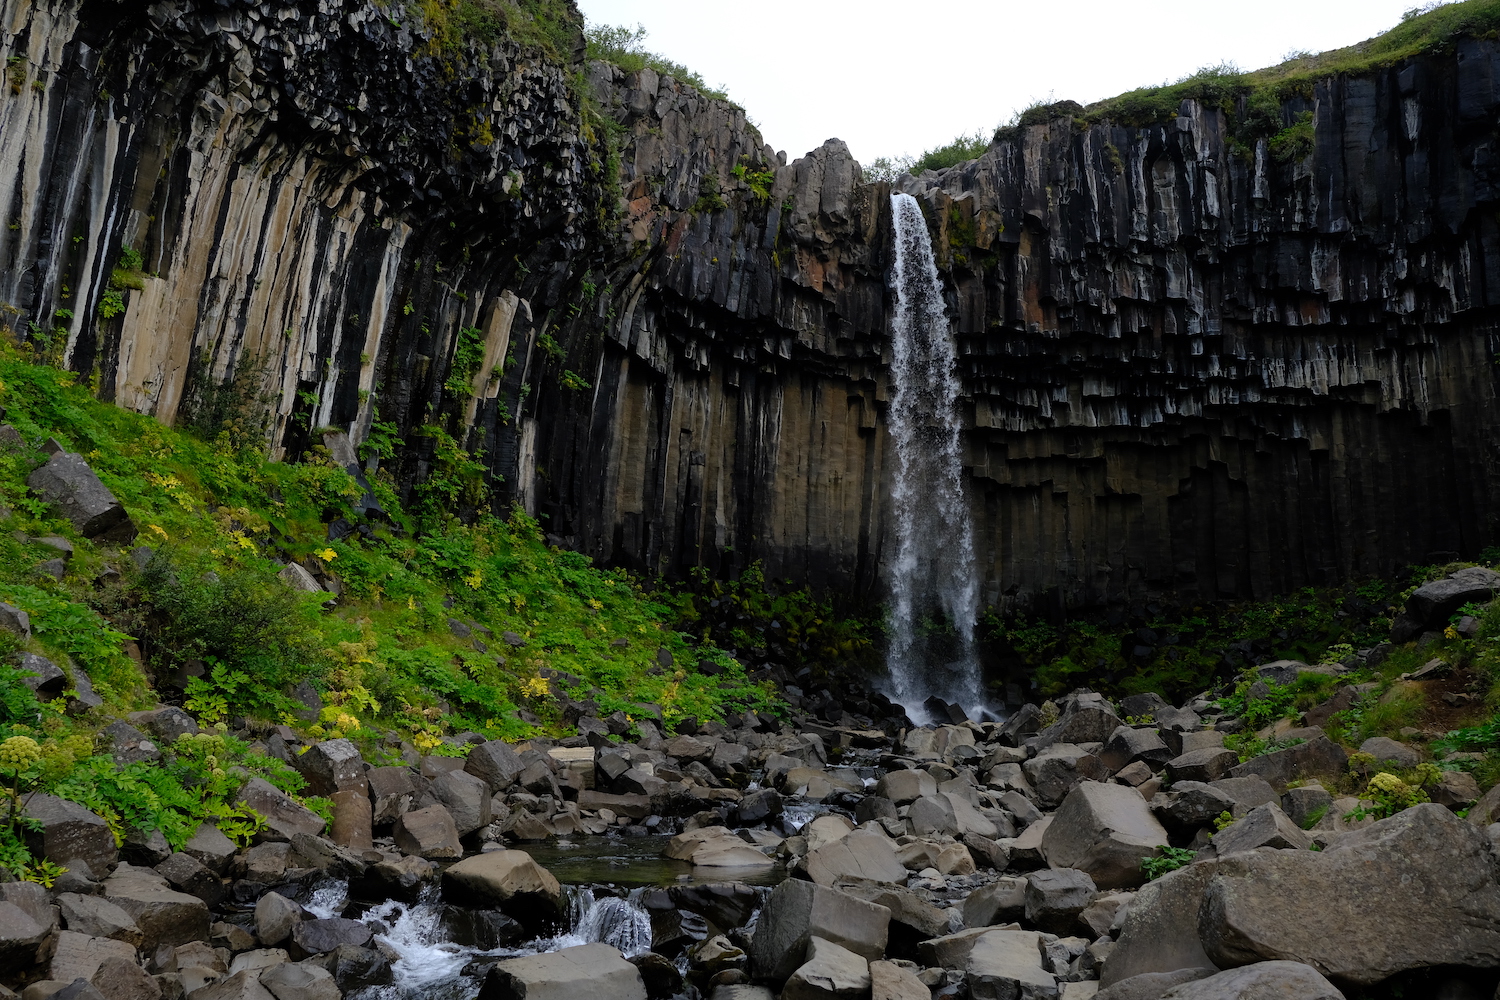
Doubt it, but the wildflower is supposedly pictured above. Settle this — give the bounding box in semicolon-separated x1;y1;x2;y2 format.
0;736;41;772
316;547;338;562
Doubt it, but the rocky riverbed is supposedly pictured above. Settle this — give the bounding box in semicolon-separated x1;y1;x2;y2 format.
5;659;1500;1000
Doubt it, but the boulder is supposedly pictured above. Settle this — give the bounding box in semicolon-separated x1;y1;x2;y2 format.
101;865;209;949
236;778;325;841
1280;785;1334;829
466;741;526;792
330;789;374;850
869;959;928;1000
27;452;131;538
393;804;462;859
17;652;67;699
962;877;1027;928
1208;803;1311;855
1226;738;1348;792
804;815;854;852
1165;749;1239;784
254;892;305;947
1160;729;1224;758
1100;861;1221;987
90;955;163;1000
1024;744;1110;809
578;790;653;820
190;971;277;1000
181;825;237;875
154;852;226;908
1150;782;1238;833
258;962;341;1000
22;793;117;873
1392;567;1500;641
289;918;372;958
1025;868;1097;934
907;795;957;836
478;942;646;1000
1207;776;1279;813
430;768;493;836
1095;969;1214;1000
1357;737;1420;770
441;850;563;930
874;770;936;805
804;828;906;886
664;828;772;868
129;707;199;744
310;943;392;991
1156;961;1343;999
783;936;870;1000
49;930;139;983
734;788;782;825
293;739;367;797
1199;804;1500;985
1099;727;1172;773
966;929;1058;1000
1042;781;1170;889
1033;703;1123;749
57;893;144;948
0;897;54;970
1432;770;1480;808
750;880;890;984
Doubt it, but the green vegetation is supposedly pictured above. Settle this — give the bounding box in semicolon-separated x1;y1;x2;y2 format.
408;0;581;60
864;130;993;182
1141;846;1199;880
584;23;729;102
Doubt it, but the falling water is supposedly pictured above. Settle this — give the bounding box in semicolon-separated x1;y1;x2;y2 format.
884;192;983;721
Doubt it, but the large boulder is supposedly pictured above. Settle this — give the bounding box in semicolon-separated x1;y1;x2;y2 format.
1099;727;1172;773
1150;782;1238;833
91;953;163;1000
750;880;890;984
259;962;342;1000
441;850;563;930
57;893;144;947
393;804;462;859
478;942;646;1000
804;828;906;886
22;793;117;873
290;917;373;958
1226;737;1348;792
0;896;55;970
430;768;493;836
1100;861;1222;987
101;864;209;949
965;929;1058;1000
1042;781;1171;889
1207;804;1310;856
1024;868;1097;935
155;852;227;908
1199;804;1500;985
961;877;1028;928
466;741;526;792
1095;969;1214;1000
664;828;773;868
367;766;418;825
49;929;137;982
1032;700;1122;749
874;770;937;805
236;778;325;841
27;452;132;538
254;892;305;948
869;959;928;1000
1157;961;1343;999
182;824;237;875
1165;748;1239;784
1391;566;1500;642
783;936;870;1000
293;739;367;797
1023;744;1110;809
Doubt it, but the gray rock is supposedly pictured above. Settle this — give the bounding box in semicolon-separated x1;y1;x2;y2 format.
1357;737;1420;770
1033;703;1123;750
101;864;209;949
310;943;393;991
99;720;159;767
1199;803;1500;985
91;954;163;1000
966;929;1058;1000
289;917;373;958
1024;743;1110;809
1150;782;1237;833
430;768;493;836
750;880;890;984
17;652;66;699
349;855;437;904
1095;969;1214;1000
1160;729;1224;758
804;828;906;886
962;877;1027;928
258;963;341;1000
441;850;563;930
466;741;526;792
393;804;462;860
478;942;646;1000
22;793;117;873
1158;961;1342;999
1024;868;1097;934
155;853;225;908
869;959;928;1000
50;982;111;1000
1280;786;1334;829
278;562;324;593
1165;748;1240;784
49;930;139;983
1042;781;1171;889
783;936;869;1000
229;949;291;976
1206;776;1279;812
0;897;53;970
367;766;418;825
190;970;277;1000
1393;567;1500;642
236;778;325;841
57;893;143;948
129;707;199;744
330;788;373;850
0;602;30;639
1099;727;1171;773
1100;861;1221;987
907;794;957;836
1209;803;1311;855
873;770;936;805
28;452;132;538
293;738;367;797
1226;738;1348;792
254;892;306;948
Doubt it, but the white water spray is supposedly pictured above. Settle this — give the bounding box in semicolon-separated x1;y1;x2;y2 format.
884;192;983;721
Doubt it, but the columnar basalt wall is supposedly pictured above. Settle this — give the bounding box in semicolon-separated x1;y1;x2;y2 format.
5;0;1500;612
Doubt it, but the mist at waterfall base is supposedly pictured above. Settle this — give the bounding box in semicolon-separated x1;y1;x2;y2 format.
883;192;988;726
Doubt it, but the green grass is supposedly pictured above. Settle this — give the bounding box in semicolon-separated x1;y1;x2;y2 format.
584;22;729;103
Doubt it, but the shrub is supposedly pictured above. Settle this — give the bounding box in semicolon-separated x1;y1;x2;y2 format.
1142;846;1199;880
584;22;728;101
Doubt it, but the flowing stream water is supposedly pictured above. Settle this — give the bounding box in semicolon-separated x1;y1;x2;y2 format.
884;192;984;722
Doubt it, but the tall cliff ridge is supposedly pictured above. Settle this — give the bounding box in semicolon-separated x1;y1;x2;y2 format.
4;0;1500;611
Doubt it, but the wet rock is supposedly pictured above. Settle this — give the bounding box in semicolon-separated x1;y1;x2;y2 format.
665;827;773;868
441;850;563;930
630;952;682;999
478;942;646;1000
349;855;437;904
310;943;393;991
783;936;869;1000
579;790;653;819
28;452;132;538
1042;781;1171;889
393;804;462;859
1200;804;1500;984
101;864;209;950
22;793;117;873
750;880;890;984
236;778;325;841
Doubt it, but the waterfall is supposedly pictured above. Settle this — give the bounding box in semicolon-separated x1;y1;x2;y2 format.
884;192;983;722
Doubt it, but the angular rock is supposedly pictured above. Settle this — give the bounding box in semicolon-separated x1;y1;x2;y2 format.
1207;776;1279;813
1165;748;1239;784
1209;803;1311;855
579;790;653;820
28;452;131;538
393;804;462;860
258;963;341;1000
293;739;367;797
873;770;936;805
805;828;906;886
1157;961;1343;999
49;930;139;983
1150;782;1238;833
1024;744;1110;809
290;918;372;958
0;898;53;970
101;865;209;950
478;942;646;1000
783;936;869;1000
1042;781;1171;889
330;788;374;850
1357;737;1420;770
1099;727;1171;773
91;954;163;1000
907;794;957;836
191;970;277;1000
441;850;563;930
1025;868;1098;934
750;880;889;984
58;893;143;948
1226;738;1348;792
181;825;236;876
466;741;526;792
17;652;66;699
1034;703;1123;749
22;793;117;873
1100;861;1221;987
430;768;493;836
236;778;325;841
966;929;1057;1000
869;959;928;1000
734;788;782;825
1280;785;1334;829
311;943;393;991
1393;567;1500;642
349;855;436;904
254;892;305;948
366;766;417;825
154;852;226;908
962;877;1027;928
1199;804;1500;985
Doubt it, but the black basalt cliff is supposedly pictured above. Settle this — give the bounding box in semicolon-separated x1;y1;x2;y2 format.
5;0;1500;612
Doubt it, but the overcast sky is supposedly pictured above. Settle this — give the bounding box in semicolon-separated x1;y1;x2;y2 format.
573;0;1434;165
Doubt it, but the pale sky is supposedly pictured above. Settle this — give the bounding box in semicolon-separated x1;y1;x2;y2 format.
574;0;1434;165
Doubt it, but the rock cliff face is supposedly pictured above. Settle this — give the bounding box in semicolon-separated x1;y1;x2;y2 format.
5;0;1500;611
